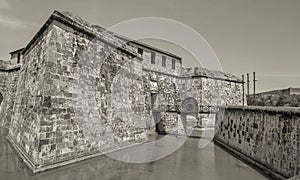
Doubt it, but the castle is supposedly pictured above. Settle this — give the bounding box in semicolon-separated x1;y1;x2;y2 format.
0;11;245;172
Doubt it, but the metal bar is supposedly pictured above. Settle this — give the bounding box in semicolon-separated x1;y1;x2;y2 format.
242;75;245;106
253;72;256;98
247;73;250;96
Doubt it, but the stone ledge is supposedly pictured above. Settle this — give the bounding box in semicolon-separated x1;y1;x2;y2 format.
6;134;147;173
213;138;288;180
0;59;21;72
6;135;38;172
218;105;300;115
0;66;21;72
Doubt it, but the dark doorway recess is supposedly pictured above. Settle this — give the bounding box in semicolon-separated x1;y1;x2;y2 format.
151;93;166;135
181;97;199;132
0;93;3;105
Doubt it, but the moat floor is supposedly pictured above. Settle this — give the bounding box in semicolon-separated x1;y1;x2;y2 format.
0;128;267;180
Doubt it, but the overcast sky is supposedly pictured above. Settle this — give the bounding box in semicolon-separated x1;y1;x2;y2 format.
0;0;299;92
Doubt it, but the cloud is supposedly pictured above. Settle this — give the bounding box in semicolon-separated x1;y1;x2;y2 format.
0;14;28;28
0;0;28;28
0;0;10;10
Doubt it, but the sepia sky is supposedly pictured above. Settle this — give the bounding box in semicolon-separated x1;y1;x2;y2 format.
0;0;299;92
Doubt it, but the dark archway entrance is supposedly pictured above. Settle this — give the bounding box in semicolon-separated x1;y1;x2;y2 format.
0;93;3;107
0;92;4;135
181;97;199;133
151;93;166;135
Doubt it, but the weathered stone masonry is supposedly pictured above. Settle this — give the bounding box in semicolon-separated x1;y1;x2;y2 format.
0;60;20;128
0;11;245;172
214;106;300;179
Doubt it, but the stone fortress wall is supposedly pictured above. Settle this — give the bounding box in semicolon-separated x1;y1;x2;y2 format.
0;10;245;172
0;60;20;128
214;106;300;179
247;87;300;107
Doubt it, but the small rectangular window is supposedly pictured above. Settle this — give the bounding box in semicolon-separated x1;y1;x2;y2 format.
172;59;176;69
162;56;166;67
138;48;143;56
151;52;155;64
17;53;21;64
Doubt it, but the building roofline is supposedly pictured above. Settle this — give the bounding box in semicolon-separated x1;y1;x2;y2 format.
22;10;139;58
288;87;300;90
116;35;182;60
255;87;300;95
129;40;182;64
21;10;182;62
9;48;24;55
21;12;56;55
142;67;243;83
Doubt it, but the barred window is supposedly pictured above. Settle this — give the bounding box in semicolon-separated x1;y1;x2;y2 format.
138;48;143;56
17;53;21;64
151;52;155;64
162;56;166;67
172;59;176;69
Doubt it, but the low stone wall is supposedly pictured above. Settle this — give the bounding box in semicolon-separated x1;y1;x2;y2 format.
247;93;300;107
214;106;300;179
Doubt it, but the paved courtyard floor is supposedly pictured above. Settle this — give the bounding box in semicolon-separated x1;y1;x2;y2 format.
0;128;267;180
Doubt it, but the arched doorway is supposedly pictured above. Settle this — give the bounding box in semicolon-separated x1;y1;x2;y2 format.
181;97;199;134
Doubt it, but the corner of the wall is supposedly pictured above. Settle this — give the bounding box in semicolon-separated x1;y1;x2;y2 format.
213;138;288;180
6;134;38;173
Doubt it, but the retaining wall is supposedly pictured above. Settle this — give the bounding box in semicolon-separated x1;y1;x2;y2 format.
214;106;300;179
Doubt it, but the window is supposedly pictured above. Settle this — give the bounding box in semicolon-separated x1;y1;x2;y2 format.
172;59;176;69
0;93;3;105
138;48;143;56
151;52;155;64
162;56;166;67
17;53;21;64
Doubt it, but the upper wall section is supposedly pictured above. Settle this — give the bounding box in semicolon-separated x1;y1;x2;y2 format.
22;11;138;58
21;11;182;76
128;42;182;76
0;59;21;71
183;67;243;83
9;48;24;65
21;10;242;83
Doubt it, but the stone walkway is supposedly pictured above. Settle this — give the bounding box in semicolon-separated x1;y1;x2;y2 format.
0;128;267;180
